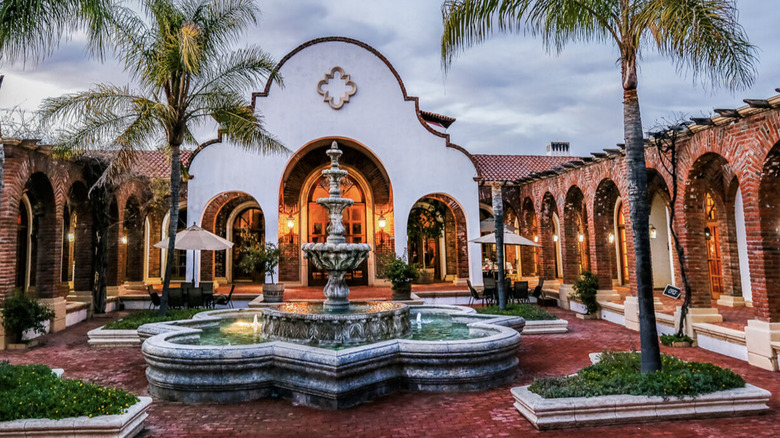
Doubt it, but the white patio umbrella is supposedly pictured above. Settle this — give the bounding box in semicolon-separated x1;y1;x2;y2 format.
470;230;541;247
154;223;234;285
479;218;517;233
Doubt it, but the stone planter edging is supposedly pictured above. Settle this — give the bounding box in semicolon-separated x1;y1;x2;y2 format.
512;384;770;430
0;397;152;438
88;326;141;347
522;319;568;335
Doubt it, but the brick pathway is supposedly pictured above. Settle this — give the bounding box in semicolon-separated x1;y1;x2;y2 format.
2;308;778;437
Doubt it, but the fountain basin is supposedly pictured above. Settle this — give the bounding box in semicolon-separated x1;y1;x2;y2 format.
139;305;524;408
261;302;410;347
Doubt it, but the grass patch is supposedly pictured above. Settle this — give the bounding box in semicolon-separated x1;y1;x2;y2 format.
103;309;209;330
0;362;139;421
529;351;745;398
475;303;558;321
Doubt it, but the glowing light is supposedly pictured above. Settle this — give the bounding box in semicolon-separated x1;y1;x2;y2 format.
704;227;712;240
533;235;539;243
608;233;615;244
120;236;128;244
649;224;657;239
553;234;559;242
67;233;75;242
378;214;387;230
578;233;584;242
286;215;295;230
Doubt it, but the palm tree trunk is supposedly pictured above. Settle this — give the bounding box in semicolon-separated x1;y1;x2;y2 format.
623;84;662;372
160;145;181;315
492;182;507;309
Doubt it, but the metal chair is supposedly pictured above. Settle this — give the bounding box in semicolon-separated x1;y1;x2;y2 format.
187;287;204;308
214;284;235;309
147;285;161;310
513;281;530;304
467;280;485;307
201;282;214;308
483;278;497;306
168;287;185;309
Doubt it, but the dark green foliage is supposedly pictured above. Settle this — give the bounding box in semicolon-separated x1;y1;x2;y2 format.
103;309;208;330
237;240;282;284
475;304;557;321
571;270;600;314
1;291;56;343
0;362;138;421
528;351;745;398
380;253;420;289
660;333;694;346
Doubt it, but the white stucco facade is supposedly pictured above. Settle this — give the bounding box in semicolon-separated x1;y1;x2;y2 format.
186;38;482;286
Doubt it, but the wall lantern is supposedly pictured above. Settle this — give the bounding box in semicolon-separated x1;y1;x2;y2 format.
286;214;295;230
120;236;128;245
578;233;585;242
533;235;539;243
649;224;657;239
553;234;559;242
67;232;75;242
378;214;387;230
704;227;712;240
608;233;615;244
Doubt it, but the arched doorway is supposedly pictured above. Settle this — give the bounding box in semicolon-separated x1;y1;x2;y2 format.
15;173;58;297
308;175;367;285
758;141;780;320
539;192;561;280
230;206;265;282
563;186;589;283
15;196;32;291
615;200;629;285
406;194;468;283
593;179;621;289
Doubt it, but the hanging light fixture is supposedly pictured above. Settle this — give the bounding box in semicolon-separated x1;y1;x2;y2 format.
704;227;712;240
649;224;657;239
67;232;75;242
378;214;386;230
286;214;295;230
608;233;615;244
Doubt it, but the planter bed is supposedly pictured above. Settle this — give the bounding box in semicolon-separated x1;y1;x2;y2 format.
523;319;569;335
0;397;152;438
512;384;769;430
512;352;771;430
88;326;142;347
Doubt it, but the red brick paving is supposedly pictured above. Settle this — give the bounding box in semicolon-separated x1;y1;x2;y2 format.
2;308;778;437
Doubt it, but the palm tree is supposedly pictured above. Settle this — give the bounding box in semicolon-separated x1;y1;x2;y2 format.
41;0;286;315
442;0;756;372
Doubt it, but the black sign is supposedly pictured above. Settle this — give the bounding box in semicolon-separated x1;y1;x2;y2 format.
663;284;682;299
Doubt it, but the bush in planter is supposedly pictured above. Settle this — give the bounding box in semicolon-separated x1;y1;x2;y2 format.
381;254;420;299
571;270;599;315
1;291;55;343
238;242;284;302
660;333;694;347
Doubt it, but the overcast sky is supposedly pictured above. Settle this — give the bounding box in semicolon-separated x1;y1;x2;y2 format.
1;0;777;157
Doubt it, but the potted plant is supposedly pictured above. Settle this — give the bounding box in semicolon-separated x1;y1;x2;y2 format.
244;242;284;303
571;270;600;319
382;254;420;300
660;333;694;348
1;291;55;348
407;203;445;284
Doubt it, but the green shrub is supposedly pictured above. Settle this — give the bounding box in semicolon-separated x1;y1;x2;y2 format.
380;253;420;289
528;351;745;398
660;333;694;346
0;362;139;421
571;270;599;314
1;291;55;343
103;308;208;330
475;304;557;321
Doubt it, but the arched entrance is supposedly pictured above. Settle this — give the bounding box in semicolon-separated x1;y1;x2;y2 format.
279;138;393;286
15;173;59;297
563;186;589;283
519;197;539;276
407;193;468;283
230;206;265;282
758;141;780;320
593;179;621;289
539;192;561;280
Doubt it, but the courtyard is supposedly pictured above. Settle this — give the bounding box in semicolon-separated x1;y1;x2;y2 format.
2;306;777;437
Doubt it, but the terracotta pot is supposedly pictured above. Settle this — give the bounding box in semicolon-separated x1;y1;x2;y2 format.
391;282;412;301
263;283;285;303
671;341;692;348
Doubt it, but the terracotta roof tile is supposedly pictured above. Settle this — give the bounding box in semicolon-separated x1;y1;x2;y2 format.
131;150;194;178
473;154;580;182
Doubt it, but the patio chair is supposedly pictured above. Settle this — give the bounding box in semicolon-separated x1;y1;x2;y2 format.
187;287;204;308
467;280;486;307
512;281;530;304
168;287;185;309
201;282;214;308
147;285;161;310
483;277;497;306
531;278;545;301
214;284;235;309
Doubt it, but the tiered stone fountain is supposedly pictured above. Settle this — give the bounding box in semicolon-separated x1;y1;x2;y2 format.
260;142;410;347
140;141;523;408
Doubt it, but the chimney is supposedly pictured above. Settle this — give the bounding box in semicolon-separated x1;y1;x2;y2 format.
546;142;570;157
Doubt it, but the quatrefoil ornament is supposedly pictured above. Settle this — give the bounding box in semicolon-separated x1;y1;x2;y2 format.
317;66;357;110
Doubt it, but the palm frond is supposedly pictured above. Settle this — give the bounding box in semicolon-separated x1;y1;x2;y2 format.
640;0;757;90
191;46;280;99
